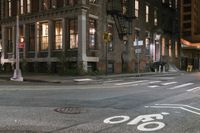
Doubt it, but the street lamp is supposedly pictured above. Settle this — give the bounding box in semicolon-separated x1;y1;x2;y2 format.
10;0;23;81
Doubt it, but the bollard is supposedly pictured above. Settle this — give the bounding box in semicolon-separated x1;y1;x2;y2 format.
163;65;166;73
159;65;161;73
155;68;157;73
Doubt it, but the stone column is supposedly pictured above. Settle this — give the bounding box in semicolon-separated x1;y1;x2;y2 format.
62;18;66;50
1;26;6;62
48;20;54;72
78;9;88;72
35;22;39;58
12;26;16;59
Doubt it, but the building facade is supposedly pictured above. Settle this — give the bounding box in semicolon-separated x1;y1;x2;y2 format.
180;0;200;70
0;0;180;74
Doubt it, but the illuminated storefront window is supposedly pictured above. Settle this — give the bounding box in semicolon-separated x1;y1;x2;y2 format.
162;37;165;56
89;19;97;49
169;40;172;57
54;21;62;49
39;22;49;51
69;19;78;49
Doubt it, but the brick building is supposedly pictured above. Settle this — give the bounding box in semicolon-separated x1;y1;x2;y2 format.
180;0;200;70
0;0;180;74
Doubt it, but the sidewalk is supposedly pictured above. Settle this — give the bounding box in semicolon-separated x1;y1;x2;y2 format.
0;71;184;84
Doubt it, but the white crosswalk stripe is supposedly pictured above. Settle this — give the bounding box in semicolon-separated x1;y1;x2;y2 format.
161;82;177;86
115;80;148;86
169;83;194;90
187;87;200;92
148;85;160;88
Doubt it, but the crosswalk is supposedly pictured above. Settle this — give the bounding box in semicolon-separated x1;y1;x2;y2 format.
109;79;200;92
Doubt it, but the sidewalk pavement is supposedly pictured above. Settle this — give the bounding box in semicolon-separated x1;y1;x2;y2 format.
0;71;184;84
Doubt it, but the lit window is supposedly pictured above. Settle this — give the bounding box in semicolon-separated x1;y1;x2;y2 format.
39;22;49;51
145;5;149;23
54;21;62;50
52;0;57;8
89;0;96;4
154;9;158;26
27;0;31;13
8;0;11;17
169;0;172;7
169;40;172;57
69;19;78;49
135;0;139;18
42;0;49;10
162;37;165;56
107;23;113;51
175;41;178;57
20;0;24;14
89;19;97;49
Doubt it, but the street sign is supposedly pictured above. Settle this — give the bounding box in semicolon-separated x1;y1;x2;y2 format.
103;32;111;43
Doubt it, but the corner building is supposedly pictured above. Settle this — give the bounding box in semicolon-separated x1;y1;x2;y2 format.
0;0;180;74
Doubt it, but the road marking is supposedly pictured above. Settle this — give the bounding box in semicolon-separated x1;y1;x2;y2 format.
145;104;200;116
148;81;162;84
187;87;200;92
115;80;148;86
74;78;93;82
148;85;160;88
168;83;194;90
104;80;123;83
161;82;177;86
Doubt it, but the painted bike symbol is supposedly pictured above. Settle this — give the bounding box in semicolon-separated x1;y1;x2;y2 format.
104;112;169;132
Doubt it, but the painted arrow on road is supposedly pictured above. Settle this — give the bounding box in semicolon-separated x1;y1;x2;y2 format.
145;104;200;116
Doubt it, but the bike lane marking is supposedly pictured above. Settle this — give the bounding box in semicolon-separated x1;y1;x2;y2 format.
103;112;169;132
145;104;200;116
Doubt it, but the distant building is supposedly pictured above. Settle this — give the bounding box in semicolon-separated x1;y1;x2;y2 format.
0;0;180;74
180;0;200;70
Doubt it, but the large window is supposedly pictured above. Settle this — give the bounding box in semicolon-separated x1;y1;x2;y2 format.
42;0;49;10
145;5;149;23
28;24;35;51
69;19;78;49
154;9;158;26
39;22;49;51
162;37;165;56
27;0;31;13
135;0;139;18
54;21;62;50
8;0;11;17
7;28;13;52
168;40;172;57
20;0;24;14
89;19;97;49
107;23;113;51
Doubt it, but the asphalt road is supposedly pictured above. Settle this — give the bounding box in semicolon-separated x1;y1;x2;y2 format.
0;72;199;133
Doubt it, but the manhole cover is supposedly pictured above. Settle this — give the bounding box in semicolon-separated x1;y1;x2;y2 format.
54;107;84;114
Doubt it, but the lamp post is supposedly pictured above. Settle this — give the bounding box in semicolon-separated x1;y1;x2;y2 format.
11;0;23;81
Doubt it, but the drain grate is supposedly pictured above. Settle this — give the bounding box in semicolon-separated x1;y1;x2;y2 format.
54;107;84;114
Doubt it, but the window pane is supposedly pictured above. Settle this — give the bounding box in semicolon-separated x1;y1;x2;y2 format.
54;21;62;50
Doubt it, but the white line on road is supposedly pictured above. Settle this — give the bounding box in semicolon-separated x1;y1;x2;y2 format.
148;85;160;88
187;87;200;92
148;81;162;84
115;80;148;86
155;104;200;111
104;80;123;83
161;82;177;86
168;83;194;90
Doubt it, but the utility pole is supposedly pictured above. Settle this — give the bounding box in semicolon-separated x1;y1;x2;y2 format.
11;0;23;81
